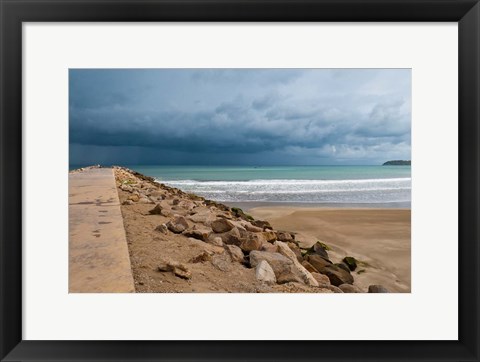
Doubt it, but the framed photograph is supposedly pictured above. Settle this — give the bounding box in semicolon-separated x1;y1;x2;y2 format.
1;0;479;361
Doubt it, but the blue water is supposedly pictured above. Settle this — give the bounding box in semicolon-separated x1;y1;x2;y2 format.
127;165;411;205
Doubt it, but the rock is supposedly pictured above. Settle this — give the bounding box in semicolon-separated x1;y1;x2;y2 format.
306;254;332;272
225;245;245;263
189;239;225;254
154;224;169;234
128;194;139;202
211;218;235;233
249;251;302;284
305;241;330;259
311;272;331;285
342;256;358;271
183;228;210;241
160;209;173;217
189;251;212;263
187;209;216;224
322;284;344;293
149;204;163;215
216;212;233;220
138;197;153;204
207;236;224;247
216;227;243;246
177;200;196;211
157;260;191;279
301;260;319;273
339;284;363;293
239;233;265;252
251;220;272;230
262;231;277;243
120;184;133;192
243;223;263;233
313;245;329;259
336;263;351;273
287;242;303;262
149;190;165;199
166;216;189;233
255;260;276;284
275;241;318;287
211;253;232;272
276;231;295;242
321;264;354;286
368;285;389;293
261;242;278;253
122;200;134;205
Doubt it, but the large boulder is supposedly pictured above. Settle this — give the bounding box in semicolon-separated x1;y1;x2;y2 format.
368;285;389;293
249;251;303;284
306;254;332;272
320;264;354;286
275;241;318;287
211;218;235;233
255;260;276;284
166;216;189;233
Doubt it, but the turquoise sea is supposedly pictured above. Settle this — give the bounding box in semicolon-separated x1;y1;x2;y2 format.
124;165;411;206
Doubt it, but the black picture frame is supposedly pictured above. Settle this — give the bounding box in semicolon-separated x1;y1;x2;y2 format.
1;0;479;361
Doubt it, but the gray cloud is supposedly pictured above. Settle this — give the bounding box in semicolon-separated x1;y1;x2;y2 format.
69;69;411;166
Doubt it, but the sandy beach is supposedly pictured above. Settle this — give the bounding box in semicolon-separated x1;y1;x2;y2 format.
248;207;411;292
69;166;411;293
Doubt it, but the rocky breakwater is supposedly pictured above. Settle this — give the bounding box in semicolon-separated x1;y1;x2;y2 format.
113;166;388;293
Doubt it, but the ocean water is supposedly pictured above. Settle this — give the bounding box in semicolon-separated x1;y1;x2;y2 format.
128;165;411;205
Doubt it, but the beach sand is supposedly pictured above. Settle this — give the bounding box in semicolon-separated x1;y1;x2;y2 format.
248;207;411;292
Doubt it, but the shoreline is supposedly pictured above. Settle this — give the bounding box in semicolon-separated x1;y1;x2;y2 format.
223;201;411;212
247;206;411;292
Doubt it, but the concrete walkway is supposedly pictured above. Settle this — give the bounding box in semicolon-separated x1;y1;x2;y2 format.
69;168;135;293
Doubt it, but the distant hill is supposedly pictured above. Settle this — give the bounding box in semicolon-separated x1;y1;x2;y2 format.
382;160;411;166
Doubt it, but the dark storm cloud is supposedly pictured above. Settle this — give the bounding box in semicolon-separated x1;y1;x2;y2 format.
69;69;411;165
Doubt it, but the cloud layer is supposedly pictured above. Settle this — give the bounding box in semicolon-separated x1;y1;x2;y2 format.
69;69;411;166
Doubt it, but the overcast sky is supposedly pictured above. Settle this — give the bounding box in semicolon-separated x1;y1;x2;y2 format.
69;68;411;166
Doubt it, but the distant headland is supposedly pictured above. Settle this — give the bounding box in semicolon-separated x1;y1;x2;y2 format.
382;160;411;166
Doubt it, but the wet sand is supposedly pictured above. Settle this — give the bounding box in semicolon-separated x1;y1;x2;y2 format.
248;207;411;292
